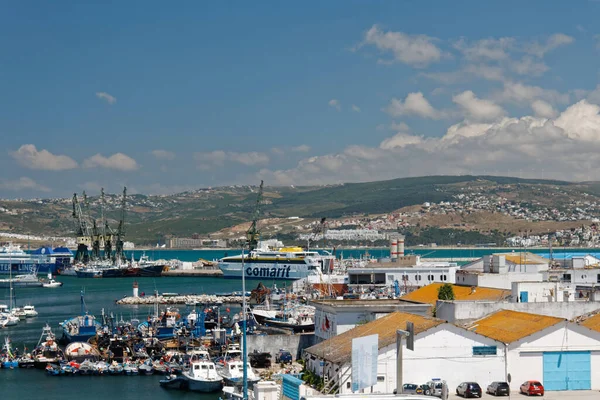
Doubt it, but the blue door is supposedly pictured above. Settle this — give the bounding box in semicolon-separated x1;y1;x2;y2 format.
520;291;528;303
543;351;591;390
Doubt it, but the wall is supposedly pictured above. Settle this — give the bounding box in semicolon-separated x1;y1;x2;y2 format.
247;333;315;361
437;300;600;323
334;324;505;395
507;322;600;391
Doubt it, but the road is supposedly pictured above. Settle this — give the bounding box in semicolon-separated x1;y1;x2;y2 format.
448;391;600;400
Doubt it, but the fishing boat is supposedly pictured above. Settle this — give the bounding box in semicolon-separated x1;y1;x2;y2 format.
217;359;260;387
123;359;139;375
75;266;103;278
2;337;18;368
32;324;64;369
0;273;43;288
108;361;123;375
59;291;100;344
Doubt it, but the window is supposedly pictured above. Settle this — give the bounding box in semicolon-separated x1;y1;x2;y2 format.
443;275;447;281
563;273;572;282
377;376;385;382
472;346;497;356
597;274;600;283
440;275;444;280
347;382;351;389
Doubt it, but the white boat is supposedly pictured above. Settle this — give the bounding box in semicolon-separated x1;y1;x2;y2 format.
10;307;26;320
42;279;63;288
218;244;336;281
217;359;260;387
23;305;38;317
0;305;19;326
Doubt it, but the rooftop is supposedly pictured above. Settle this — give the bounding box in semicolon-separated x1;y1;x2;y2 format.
304;311;444;364
466;310;563;344
578;312;600;333
310;299;424;307
400;283;511;305
498;252;549;265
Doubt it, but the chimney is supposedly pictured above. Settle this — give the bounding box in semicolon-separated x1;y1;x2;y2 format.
470;287;477;295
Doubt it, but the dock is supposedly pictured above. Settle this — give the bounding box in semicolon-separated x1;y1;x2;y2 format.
162;268;223;277
116;293;243;305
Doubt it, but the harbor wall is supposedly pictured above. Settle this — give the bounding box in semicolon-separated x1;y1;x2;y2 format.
246;333;316;361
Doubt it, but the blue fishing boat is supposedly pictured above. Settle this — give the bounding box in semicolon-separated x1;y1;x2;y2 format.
59;291;100;344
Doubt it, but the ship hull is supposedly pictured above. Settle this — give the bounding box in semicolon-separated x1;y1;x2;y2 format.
138;265;165;277
219;262;310;280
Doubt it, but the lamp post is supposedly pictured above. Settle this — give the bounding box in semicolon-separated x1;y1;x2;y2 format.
241;243;248;400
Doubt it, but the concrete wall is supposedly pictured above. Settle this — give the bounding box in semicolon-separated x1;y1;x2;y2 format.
437;300;600;323
246;333;315;361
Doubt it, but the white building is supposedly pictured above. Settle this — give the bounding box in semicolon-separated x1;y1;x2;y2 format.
457;253;549;290
311;299;431;342
304;311;506;395
347;255;459;290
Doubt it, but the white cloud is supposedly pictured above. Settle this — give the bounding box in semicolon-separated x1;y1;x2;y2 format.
328;99;341;111
531;100;558;119
511;56;548;76
385;92;443;119
0;177;50;192
495;81;570;105
452;90;505;121
195;151;269;169
453;37;515;61
526;33;574;57
352;105;361;112
258;100;600;185
150;150;175;160
83;153;139;171
291;145;311;153
390;121;411;132
362;25;441;67
95;92;117;105
11;144;78;171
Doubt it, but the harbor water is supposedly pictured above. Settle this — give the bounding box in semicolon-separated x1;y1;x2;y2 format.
0;276;244;400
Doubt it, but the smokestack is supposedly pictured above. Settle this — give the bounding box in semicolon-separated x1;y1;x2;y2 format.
398;235;405;257
390;238;398;261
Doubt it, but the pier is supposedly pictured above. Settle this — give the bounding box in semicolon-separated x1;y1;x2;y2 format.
162;268;223;277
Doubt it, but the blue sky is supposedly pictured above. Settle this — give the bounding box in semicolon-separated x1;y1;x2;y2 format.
2;1;600;197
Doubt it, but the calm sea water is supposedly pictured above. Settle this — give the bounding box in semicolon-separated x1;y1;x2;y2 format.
2;247;592;398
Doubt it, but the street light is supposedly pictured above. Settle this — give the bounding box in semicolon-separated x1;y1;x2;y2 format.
241;243;248;400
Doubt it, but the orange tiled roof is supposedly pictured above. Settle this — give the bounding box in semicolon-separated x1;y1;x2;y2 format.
503;253;547;265
579;313;600;333
400;283;511;305
304;312;444;364
466;310;563;343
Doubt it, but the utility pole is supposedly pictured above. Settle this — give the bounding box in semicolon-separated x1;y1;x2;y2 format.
396;322;414;396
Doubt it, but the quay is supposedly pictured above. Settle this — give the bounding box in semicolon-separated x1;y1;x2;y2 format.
162;268;223;277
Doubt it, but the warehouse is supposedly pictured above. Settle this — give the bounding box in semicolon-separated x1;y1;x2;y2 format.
304;311;505;394
466;310;600;391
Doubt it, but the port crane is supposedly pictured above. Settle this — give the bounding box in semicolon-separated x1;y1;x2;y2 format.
246;180;264;251
101;188;115;260
114;187;127;262
72;192;91;263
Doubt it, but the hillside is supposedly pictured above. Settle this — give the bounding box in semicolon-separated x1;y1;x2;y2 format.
0;175;598;245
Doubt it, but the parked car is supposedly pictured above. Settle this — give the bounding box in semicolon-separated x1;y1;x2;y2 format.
275;349;293;364
456;382;482;398
520;381;544;396
426;379;448;398
402;383;432;395
486;381;510;396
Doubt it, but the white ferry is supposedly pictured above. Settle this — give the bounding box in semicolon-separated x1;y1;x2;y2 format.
218;246;335;280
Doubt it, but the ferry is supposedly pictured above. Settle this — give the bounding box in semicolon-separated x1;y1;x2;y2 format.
0;244;72;276
218;246;335;280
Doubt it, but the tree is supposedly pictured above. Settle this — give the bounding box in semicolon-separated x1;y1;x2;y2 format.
437;283;455;301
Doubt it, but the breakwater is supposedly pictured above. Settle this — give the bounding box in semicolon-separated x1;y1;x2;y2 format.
116;294;244;305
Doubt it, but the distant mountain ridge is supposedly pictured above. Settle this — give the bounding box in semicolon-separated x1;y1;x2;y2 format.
0;175;595;244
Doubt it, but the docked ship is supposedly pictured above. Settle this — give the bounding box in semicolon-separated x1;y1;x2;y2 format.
0;244;72;276
218;246;336;280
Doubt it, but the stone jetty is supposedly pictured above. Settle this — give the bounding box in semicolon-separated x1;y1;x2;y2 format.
116;293;245;305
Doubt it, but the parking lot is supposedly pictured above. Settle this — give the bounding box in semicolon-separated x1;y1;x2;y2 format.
447;391;600;400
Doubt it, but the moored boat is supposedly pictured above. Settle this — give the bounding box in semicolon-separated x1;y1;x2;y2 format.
32;324;64;369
